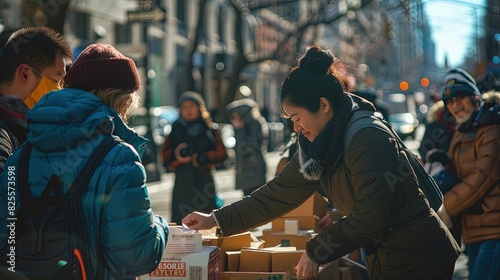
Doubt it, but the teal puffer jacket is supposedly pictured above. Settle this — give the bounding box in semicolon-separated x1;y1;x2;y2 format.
0;89;168;279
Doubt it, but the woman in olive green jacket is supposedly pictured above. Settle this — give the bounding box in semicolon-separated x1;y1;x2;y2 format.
183;46;460;280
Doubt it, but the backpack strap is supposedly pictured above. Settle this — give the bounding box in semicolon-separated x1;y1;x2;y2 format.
66;136;120;279
343;110;389;170
343;110;443;211
66;136;120;198
17;142;33;203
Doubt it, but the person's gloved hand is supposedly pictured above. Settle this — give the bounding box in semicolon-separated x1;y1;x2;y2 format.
437;204;453;228
426;149;451;166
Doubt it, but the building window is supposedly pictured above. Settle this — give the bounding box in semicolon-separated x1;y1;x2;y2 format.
68;11;89;41
115;22;132;44
177;0;186;23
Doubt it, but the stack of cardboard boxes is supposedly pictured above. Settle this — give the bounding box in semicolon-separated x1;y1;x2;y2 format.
215;192;340;279
260;192;328;250
136;227;221;280
136;192;364;279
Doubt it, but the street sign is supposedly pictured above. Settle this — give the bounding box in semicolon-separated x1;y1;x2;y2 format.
127;6;166;23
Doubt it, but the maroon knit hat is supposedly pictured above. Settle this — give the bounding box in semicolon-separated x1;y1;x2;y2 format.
64;44;141;91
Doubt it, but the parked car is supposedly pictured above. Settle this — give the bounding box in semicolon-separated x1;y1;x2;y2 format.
129;106;179;147
387;112;416;139
383;93;419;139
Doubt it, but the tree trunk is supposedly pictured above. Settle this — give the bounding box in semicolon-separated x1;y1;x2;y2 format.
22;0;69;35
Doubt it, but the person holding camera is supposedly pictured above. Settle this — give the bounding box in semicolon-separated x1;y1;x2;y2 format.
161;91;227;224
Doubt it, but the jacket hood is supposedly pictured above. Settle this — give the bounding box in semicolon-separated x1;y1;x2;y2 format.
27;88;117;152
457;91;500;132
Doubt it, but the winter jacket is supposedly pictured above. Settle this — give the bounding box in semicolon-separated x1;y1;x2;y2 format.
161;117;227;224
213;106;460;279
0;88;169;279
445;92;500;244
227;99;268;191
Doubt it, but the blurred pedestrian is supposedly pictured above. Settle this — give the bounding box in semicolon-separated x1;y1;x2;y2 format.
437;69;500;280
161;91;227;225
0;26;72;172
227;98;269;196
0;44;169;279
183;46;460;280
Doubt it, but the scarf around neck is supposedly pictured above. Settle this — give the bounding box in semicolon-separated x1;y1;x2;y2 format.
298;93;376;180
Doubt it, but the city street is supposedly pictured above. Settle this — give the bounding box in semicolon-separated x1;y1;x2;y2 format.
147;125;468;279
147;127;424;222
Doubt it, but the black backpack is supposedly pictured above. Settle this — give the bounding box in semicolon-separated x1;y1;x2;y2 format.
1;136;119;279
344;111;443;212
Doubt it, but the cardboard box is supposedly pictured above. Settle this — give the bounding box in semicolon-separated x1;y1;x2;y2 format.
318;260;340;280
282;192;328;218
271;216;321;233
239;248;272;272
164;226;202;253
271;250;303;273
261;229;315;250
226;251;240;271
220;272;295;280
220;260;339;279
239;247;302;273
202;232;252;251
137;246;220;280
203;232;253;271
339;266;353;280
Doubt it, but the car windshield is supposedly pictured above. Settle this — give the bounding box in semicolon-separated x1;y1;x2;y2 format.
389;113;414;123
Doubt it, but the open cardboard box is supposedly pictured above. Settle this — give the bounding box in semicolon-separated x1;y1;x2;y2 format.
202;231;253;271
261;229;316;250
282;192;329;218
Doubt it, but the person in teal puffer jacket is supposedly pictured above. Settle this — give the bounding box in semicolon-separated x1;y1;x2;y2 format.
0;44;169;279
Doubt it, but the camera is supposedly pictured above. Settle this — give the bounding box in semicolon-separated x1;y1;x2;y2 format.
179;147;194;157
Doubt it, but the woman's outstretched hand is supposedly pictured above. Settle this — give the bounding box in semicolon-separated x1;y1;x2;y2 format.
295;251;319;279
182;211;217;230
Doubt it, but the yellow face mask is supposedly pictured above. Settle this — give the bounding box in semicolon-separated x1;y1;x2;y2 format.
24;69;61;109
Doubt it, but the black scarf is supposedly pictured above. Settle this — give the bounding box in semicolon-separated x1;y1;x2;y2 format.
298;93;376;180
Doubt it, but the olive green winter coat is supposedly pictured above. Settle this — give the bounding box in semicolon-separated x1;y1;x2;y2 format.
214;118;460;279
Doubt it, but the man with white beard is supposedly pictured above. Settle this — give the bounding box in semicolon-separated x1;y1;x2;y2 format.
436;68;500;280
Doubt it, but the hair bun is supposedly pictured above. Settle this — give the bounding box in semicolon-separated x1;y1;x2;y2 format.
299;46;335;73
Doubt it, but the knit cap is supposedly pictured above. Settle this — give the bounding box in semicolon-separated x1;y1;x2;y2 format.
178;91;206;107
64;44;141;91
441;68;481;104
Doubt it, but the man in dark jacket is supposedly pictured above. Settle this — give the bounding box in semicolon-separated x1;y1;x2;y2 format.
0;26;72;172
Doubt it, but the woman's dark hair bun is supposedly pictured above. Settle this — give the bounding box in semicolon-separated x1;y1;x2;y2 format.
299;46;335;73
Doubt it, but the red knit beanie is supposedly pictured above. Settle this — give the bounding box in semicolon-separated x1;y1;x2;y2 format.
64;44;141;91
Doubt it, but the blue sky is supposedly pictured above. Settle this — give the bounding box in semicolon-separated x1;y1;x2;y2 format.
423;0;486;68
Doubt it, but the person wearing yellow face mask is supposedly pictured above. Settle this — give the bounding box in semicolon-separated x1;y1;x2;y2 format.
0;26;72;172
23;66;63;108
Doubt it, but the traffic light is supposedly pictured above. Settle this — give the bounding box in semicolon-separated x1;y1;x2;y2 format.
399;81;409;91
420;78;430;87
